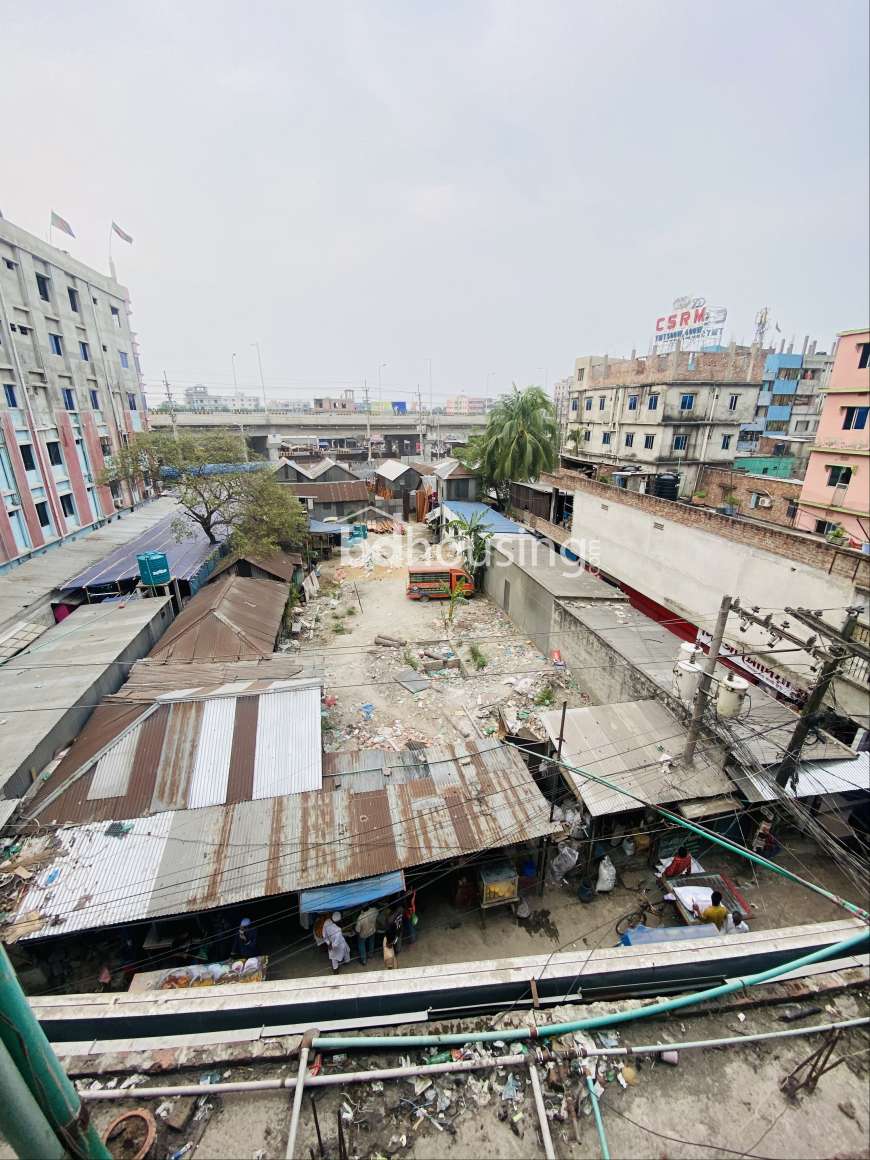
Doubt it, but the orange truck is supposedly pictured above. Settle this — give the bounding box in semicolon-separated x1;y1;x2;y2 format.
406;565;474;601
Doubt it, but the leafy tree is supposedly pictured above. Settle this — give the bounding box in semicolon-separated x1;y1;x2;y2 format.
445;510;494;576
99;431;307;555
457;385;559;507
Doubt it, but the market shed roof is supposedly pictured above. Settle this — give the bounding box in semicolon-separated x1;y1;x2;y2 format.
284;480;369;503
111;655;321;702
6;738;556;942
442;501;530;536
741;752;870;804
375;459;420;482
540;699;732;817
24;682;323;825
60;513;221;591
149;576;287;663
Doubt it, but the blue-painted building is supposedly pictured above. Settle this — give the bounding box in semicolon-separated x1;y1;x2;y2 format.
738;345;831;456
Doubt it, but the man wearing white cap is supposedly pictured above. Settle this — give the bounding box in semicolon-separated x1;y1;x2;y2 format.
322;912;350;972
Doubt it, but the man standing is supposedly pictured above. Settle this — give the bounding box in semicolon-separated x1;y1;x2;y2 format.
354;905;379;965
232;918;258;958
323;912;351;973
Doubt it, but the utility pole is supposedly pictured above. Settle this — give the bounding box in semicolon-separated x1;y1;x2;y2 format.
0;946;111;1158
363;378;372;463
417;384;424;458
251;341;268;413
231;352;248;462
163;370;177;441
683;594;733;765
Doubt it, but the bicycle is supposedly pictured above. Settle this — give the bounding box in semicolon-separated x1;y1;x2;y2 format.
614;887;667;936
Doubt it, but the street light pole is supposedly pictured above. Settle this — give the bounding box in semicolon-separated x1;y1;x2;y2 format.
232;352;248;461
378;362;387;404
251;342;268;413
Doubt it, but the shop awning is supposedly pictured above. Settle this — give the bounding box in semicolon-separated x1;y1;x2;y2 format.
298;870;406;916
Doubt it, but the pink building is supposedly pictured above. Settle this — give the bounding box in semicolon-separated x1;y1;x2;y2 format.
796;328;869;546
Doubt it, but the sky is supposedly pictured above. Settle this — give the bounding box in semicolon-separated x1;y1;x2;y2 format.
4;1;869;405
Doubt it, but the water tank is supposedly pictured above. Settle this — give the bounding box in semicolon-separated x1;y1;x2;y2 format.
650;473;680;501
717;672;750;719
137;551;171;586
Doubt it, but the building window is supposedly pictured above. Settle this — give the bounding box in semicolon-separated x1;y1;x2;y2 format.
79;341;90;362
842;406;869;430
20;443;36;472
119;351;129;369
576;367;585;382
111;306;121;327
624;432;634;447
721;434;732;450
598;396;605;411
728;394;739;411
67;287;80;313
3;384;16;408
48;333;64;356
127;392;137;411
814;519;837;535
766;420;789;432
61;387;75;410
858;342;870;369
90;389;100;409
679;394;695;411
794;420;809;432
644;434;655;449
583;429;591;443
648;394;659;410
3;259;15;270
786;500;798;519
584;398;592;412
627;395;638;411
35;501;52;529
602;431;612;445
99;436;112;457
673;434;688;451
826;465;853;487
570;398;579;412
59;493;76;519
16;325;30;337
46;441;63;467
35;273;51;302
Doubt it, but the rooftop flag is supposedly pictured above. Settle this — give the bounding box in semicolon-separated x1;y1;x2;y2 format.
112;221;133;244
50;211;75;238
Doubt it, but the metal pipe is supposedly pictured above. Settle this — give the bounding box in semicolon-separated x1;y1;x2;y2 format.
83;1052;529;1100
80;1018;870;1103
585;1074;610;1160
528;1062;557;1160
285;1032;313;1160
312;929;870;1050
0;1037;66;1160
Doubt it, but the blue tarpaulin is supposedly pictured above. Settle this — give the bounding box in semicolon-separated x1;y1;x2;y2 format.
309;519;353;535
299;870;405;916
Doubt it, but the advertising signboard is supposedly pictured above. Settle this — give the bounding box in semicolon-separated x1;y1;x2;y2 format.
654;296;728;353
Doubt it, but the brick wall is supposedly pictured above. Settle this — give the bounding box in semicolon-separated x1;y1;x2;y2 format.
579;345;768;388
695;466;801;530
544;469;870;588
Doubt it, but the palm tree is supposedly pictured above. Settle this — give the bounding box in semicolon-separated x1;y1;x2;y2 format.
564;427;582;456
459;386;559;508
445;511;494;575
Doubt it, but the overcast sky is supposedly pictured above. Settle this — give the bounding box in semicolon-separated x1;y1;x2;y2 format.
4;1;869;404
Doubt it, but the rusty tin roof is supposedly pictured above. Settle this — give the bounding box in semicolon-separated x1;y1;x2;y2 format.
149;575;288;662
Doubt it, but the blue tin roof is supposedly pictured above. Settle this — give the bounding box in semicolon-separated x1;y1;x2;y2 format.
442;501;530;535
61;514;222;591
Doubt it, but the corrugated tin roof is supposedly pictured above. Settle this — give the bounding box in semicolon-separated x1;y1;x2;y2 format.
7;738;556;941
206;551;303;584
24;683;323;825
433;458;475;480
285;481;370;503
0;619;49;663
112;656;321;701
741;752;870;804
442;501;530;536
376;459;419;482
309;519;353;534
302;458;359;481
149;576;287;662
539;699;732;817
60;514;222;591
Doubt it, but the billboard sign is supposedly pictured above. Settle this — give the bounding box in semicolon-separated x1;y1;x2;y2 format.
654;296;728;353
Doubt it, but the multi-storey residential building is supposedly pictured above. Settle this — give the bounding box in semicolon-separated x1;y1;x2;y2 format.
796;328;870;546
563;345;767;497
737;341;831;457
0;218;148;565
445;395;494;415
552;377;571;433
184;383;213;409
313;390;357;412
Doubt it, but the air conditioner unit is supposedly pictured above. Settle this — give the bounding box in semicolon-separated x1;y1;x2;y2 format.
757;496;773;508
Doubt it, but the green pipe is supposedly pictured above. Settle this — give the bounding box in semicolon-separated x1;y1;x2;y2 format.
0;1037;66;1160
0;946;110;1159
314;928;869;1050
528;744;870;923
586;1074;610;1160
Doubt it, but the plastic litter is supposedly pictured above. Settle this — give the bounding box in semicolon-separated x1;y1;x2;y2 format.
501;1074;522;1102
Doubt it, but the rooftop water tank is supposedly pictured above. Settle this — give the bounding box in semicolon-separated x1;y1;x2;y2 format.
650;473;680;501
137;551;171;587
